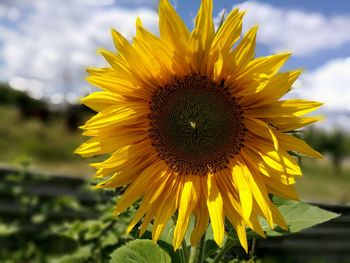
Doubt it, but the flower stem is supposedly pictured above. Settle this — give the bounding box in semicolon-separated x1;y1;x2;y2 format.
212;238;235;263
188;233;206;263
181;239;189;263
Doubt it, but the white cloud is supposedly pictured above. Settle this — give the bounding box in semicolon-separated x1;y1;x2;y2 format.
226;1;350;57
296;57;350;111
0;0;158;101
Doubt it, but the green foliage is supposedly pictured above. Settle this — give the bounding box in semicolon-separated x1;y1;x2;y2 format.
263;196;338;235
305;128;350;175
0;171;133;262
298;158;350;203
0;106;85;163
0;82;46;108
226;196;338;243
109;240;171;263
217;197;339;263
108;197;338;263
0;169;340;263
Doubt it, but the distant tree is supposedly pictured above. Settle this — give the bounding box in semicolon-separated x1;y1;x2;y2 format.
324;129;349;175
305;128;350;176
0;82;50;123
64;104;94;132
304;127;327;154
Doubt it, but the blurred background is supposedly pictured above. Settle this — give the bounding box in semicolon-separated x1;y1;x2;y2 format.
0;0;349;262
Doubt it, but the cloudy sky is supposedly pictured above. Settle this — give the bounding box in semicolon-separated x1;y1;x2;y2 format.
0;0;349;128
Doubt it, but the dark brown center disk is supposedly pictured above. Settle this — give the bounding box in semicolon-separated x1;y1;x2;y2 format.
148;75;246;175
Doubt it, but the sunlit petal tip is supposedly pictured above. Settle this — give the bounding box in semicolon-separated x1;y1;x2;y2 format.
136;17;143;27
86;68;97;75
110;28;118;37
294;68;303;75
112;210;121;216
250;25;259;33
93;183;105;190
96;47;107;55
314;115;325;121
278;51;292;58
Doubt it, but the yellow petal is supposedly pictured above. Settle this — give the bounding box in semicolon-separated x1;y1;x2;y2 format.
98;49;126;70
81;91;123;112
135;17;143;38
152;175;178;242
203;174;225;247
173;175;199;250
86;75;136;95
213;51;224;81
81;105;136;130
241;160;274;227
265;177;299;201
190;196;209;245
248;211;266;238
244;118;278;151
267;116;323;132
216;171;251;252
275;130;323;158
211;9;244;55
241;147;297;185
75;132;144;157
246;141;302;176
159;0;190;58
224;207;248;253
114;161;166;215
189;0;215;73
229;26;258;71
111;29;158;88
237;53;291;82
139;206;157;237
216;170;242;214
91;145;130;169
244;99;323;118
242;70;302;107
127;194;152;234
269;201;288;230
140;177;182;238
231;162;253;221
135;25;187;76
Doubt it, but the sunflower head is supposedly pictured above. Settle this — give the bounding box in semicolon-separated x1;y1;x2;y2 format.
76;0;322;252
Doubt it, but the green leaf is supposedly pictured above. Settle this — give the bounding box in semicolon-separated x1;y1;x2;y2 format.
0;223;18;235
144;216;223;262
142;218;182;262
83;220;108;240
109;239;171;263
263;196;339;236
101;231;119;248
228;197;339;242
50;245;92;263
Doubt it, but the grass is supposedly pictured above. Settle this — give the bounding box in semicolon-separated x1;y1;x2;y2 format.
298;157;350;204
0;106;90;174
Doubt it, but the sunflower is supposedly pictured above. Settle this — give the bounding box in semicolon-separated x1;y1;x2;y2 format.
75;0;322;252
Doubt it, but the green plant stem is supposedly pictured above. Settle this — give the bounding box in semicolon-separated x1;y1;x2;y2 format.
212;238;235;263
181;239;189;263
249;238;257;259
180;248;187;263
189;233;206;263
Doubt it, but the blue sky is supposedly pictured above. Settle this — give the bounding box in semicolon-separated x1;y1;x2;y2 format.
0;0;350;128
